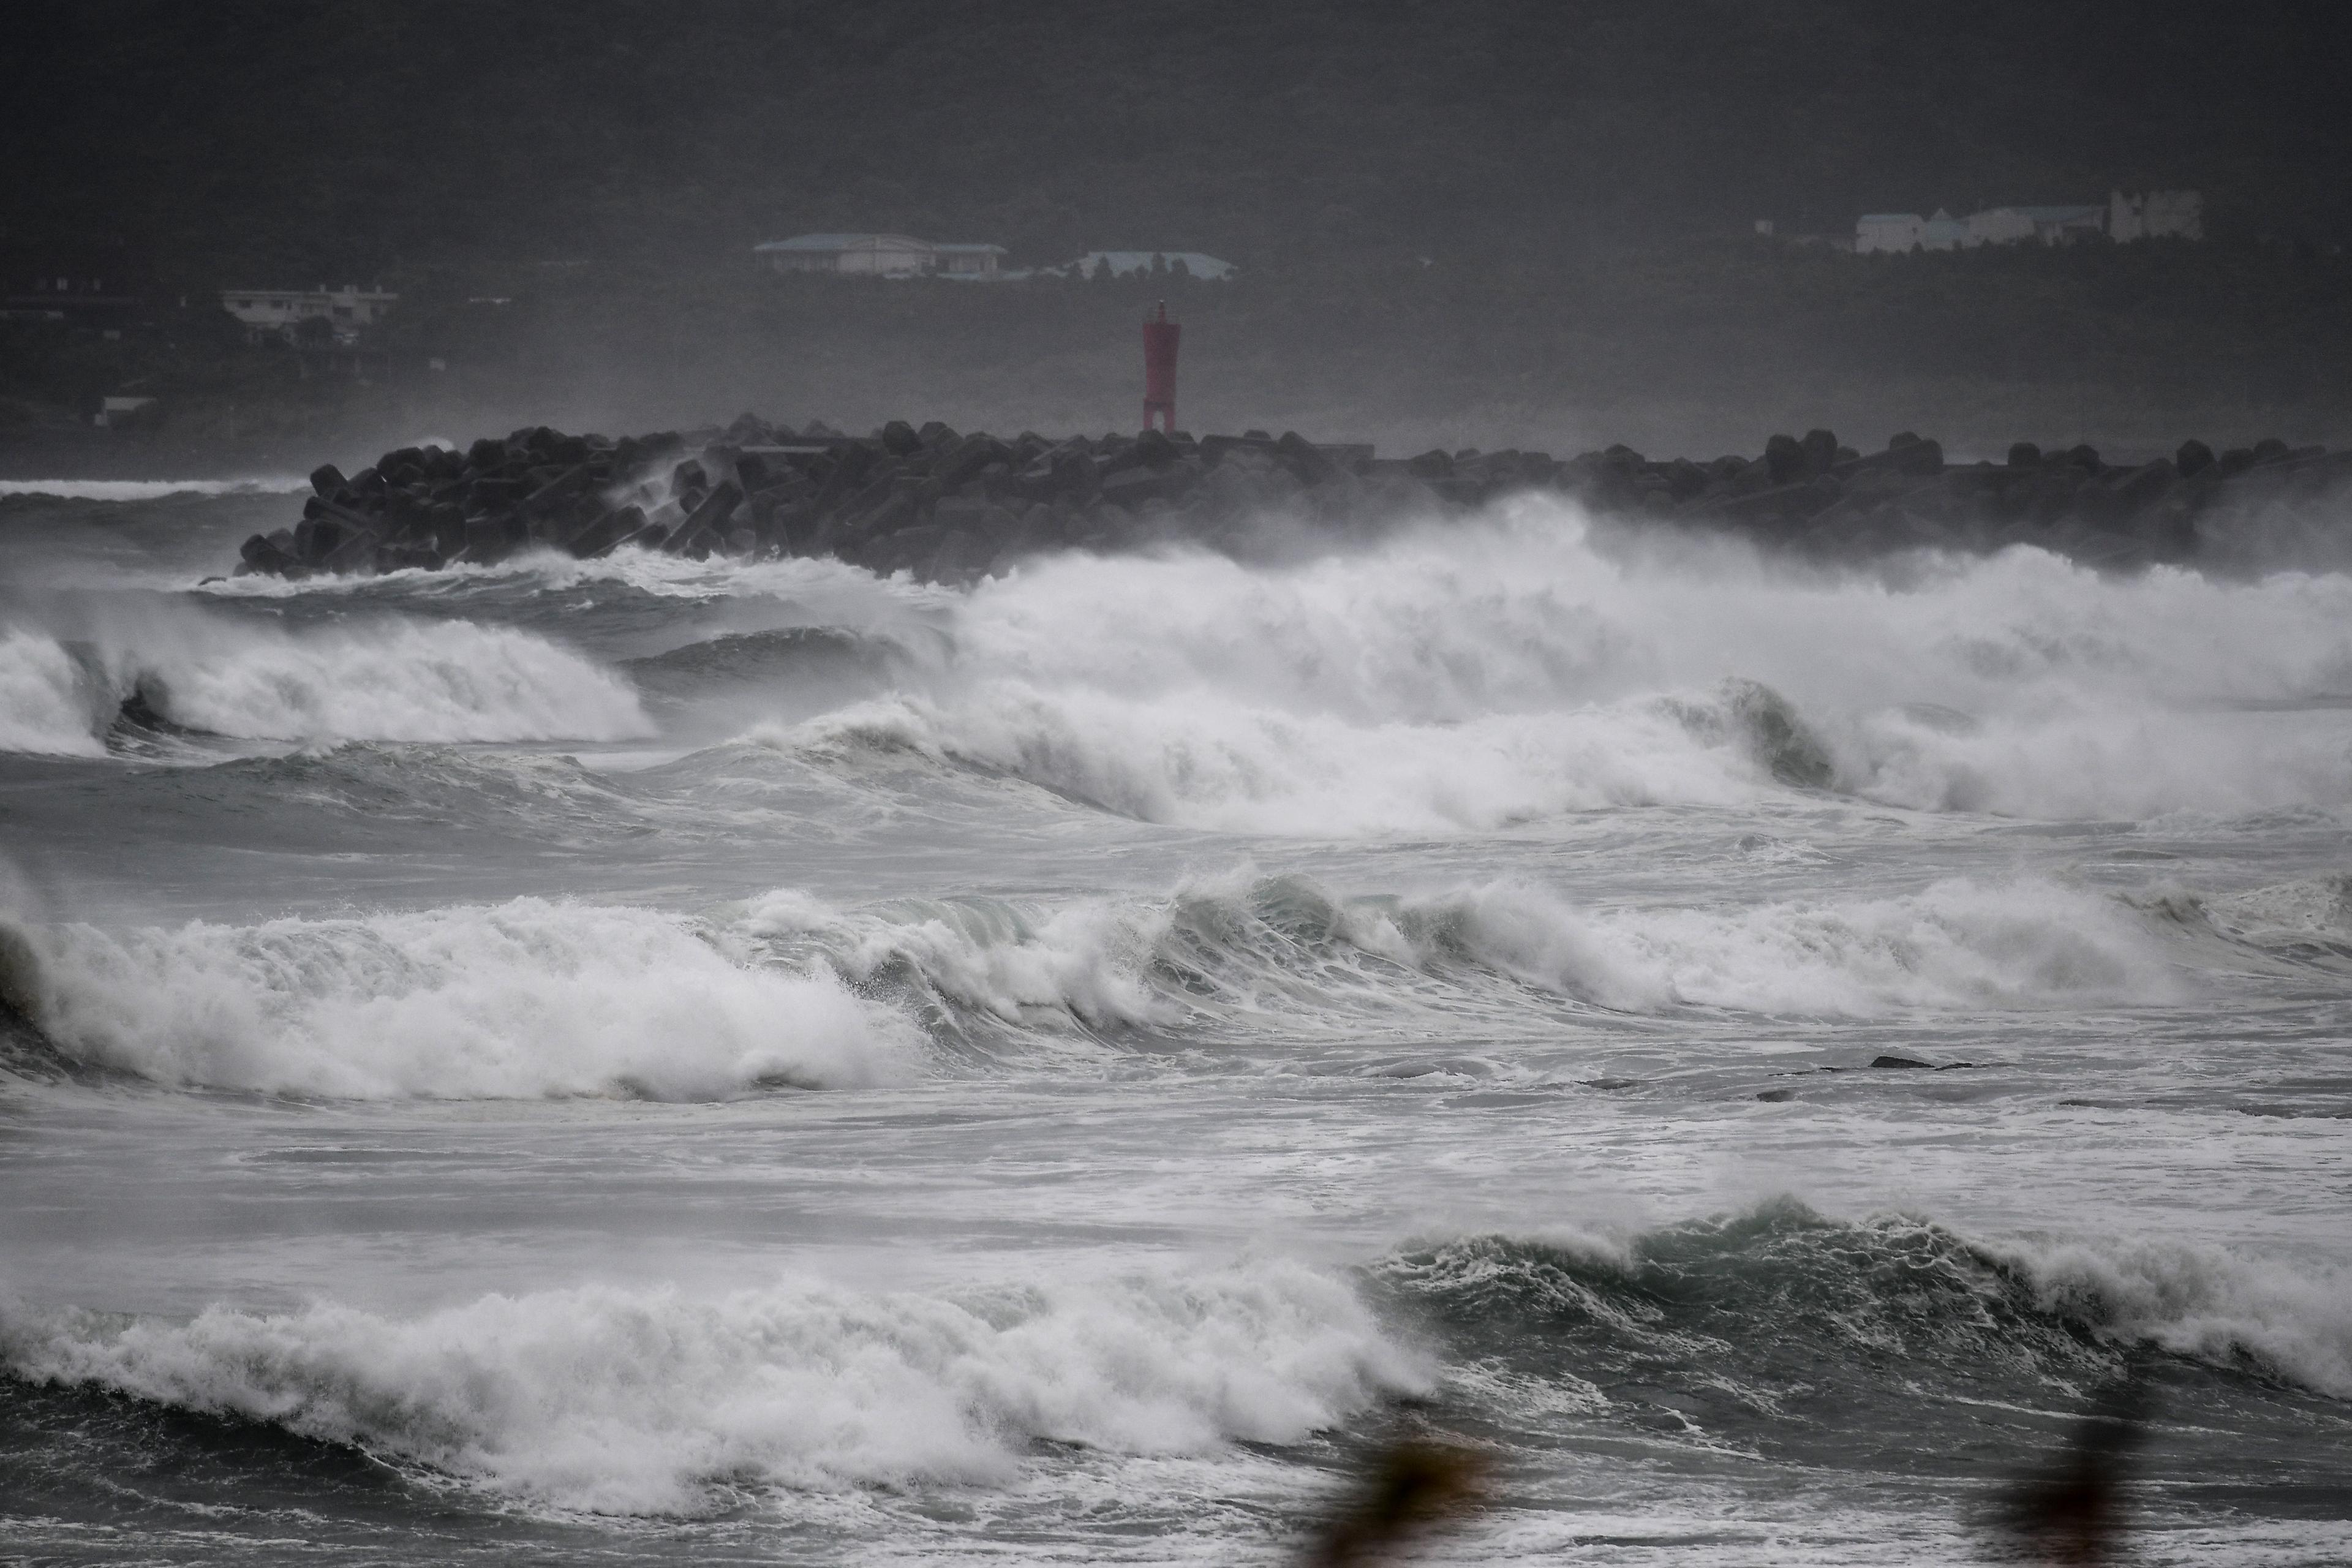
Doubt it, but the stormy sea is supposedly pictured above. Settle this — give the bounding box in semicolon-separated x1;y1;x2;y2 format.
1;475;2346;1566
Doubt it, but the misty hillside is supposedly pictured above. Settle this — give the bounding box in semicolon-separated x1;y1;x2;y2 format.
7;0;2348;288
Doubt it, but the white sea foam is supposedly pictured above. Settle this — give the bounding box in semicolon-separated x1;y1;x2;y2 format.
747;500;2352;829
0;899;914;1098
2200;873;2352;949
0;478;308;500
0;1261;1416;1514
200;541;949;617
0;614;650;750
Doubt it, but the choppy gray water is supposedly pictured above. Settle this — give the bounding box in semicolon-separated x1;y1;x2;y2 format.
1;478;2347;1564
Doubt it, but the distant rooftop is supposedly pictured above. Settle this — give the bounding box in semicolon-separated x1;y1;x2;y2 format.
753;233;931;253
1057;250;1238;280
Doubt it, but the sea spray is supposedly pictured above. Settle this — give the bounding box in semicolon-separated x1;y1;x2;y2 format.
0;627;111;757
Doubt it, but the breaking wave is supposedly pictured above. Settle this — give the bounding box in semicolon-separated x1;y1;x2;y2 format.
0;1259;1415;1515
0;899;914;1099
726;505;2352;829
0;869;2187;1105
0;626;111;756
757;674;1826;835
6;1202;2339;1521
0;614;649;752
741;870;2178;1038
1380;1198;2352;1412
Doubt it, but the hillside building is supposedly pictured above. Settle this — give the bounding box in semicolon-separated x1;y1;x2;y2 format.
753;233;1007;277
1921;209;1970;250
1965;205;2106;246
221;285;396;344
933;242;1009;277
1855;213;1927;254
1055;251;1238;281
92;394;159;429
1855;190;2201;254
2;276;143;329
2109;188;2203;242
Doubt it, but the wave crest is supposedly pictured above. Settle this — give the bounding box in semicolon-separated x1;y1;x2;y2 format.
0;1261;1417;1515
1380;1198;2352;1401
768;508;2352;826
738;871;2177;1044
0;899;914;1099
0;615;650;753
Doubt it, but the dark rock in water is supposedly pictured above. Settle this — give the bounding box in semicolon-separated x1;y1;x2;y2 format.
567;505;645;560
1276;430;1334;485
1893;436;1945;477
1800;429;1839;476
461;514;524;564
293;516;345;564
1755;1088;1796;1102
1871;1054;1935;1069
1722;678;1835;789
1407;449;1453;480
219;413;2345;585
676;479;744;541
237;532;300;576
318;527;380;575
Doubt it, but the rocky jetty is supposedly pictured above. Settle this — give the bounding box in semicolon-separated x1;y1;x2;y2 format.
235;413;2351;583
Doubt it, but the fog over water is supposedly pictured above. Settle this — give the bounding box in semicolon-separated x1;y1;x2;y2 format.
1;483;2348;1564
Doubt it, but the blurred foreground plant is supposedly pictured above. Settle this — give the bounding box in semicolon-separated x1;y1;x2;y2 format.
1301;1436;1490;1567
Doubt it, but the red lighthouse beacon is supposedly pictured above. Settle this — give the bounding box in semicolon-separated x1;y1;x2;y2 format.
1142;299;1180;432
